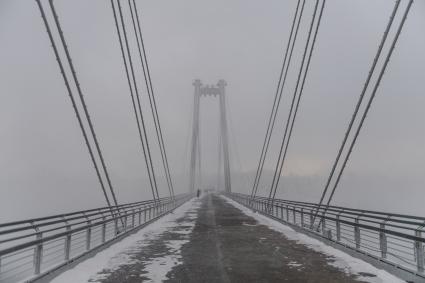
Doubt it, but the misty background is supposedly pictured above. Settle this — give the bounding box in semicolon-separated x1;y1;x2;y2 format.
0;0;424;222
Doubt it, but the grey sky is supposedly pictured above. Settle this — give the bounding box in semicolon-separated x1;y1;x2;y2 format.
0;0;424;221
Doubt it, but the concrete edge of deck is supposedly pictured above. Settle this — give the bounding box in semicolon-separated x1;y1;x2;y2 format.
29;198;194;283
225;194;425;283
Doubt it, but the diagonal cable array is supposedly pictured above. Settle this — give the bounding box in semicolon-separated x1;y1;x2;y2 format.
36;0;121;214
249;0;305;202
267;0;326;208
128;0;175;200
110;0;175;201
110;0;161;201
312;0;413;228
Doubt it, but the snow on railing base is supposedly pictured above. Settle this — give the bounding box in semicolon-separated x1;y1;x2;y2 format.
0;194;194;283
226;192;425;283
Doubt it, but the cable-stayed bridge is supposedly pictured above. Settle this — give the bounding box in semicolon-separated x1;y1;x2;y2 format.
0;0;423;282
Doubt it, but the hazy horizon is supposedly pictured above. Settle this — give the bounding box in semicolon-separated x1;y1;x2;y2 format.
1;0;424;222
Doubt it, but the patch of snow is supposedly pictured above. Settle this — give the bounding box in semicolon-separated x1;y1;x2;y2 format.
141;202;201;283
288;261;303;268
51;198;200;283
221;195;404;283
242;222;257;227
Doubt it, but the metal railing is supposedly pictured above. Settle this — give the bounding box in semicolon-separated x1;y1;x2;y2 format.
0;194;192;283
227;193;425;280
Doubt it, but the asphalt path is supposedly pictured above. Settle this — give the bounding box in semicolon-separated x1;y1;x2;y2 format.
96;194;371;282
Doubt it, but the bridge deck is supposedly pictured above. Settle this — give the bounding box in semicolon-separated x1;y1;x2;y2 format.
52;194;399;283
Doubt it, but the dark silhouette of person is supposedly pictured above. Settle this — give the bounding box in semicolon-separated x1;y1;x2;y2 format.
197;189;200;198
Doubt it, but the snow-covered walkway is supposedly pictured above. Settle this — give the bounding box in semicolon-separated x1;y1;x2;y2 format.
50;194;403;283
51;198;202;283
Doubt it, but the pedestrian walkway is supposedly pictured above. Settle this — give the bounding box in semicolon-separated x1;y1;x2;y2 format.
52;194;400;283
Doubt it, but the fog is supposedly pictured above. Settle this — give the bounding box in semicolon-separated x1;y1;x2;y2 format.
0;0;424;222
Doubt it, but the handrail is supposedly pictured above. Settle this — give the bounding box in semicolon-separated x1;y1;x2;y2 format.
242;193;425;226
270;201;424;231
0;198;171;228
0;204;155;245
0;194;192;283
0;201;157;237
251;194;425;221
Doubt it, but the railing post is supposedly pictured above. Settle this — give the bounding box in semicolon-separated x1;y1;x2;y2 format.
132;209;135;228
123;214;128;231
114;218;119;235
292;207;296;224
280;206;284;219
65;224;71;260
139;208;142;225
322;217;326;236
415;230;424;272
310;210;314;229
379;223;387;259
144;207;147;223
301;208;304;227
86;220;91;251
354;218;361;249
33;230;43;275
275;206;278;217
286;206;289;222
336;215;341;242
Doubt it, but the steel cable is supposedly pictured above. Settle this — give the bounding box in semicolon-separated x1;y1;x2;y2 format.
318;0;414;226
110;0;158;201
114;0;160;200
48;0;121;209
35;0;115;215
128;0;175;199
132;0;175;199
311;0;401;227
268;0;325;208
250;0;304;201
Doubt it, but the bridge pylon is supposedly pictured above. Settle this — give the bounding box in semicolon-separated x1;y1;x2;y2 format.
189;79;231;193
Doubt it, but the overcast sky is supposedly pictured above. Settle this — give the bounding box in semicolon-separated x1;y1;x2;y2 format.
0;0;424;221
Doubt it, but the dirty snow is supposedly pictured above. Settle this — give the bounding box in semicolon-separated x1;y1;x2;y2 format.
288;261;303;268
141;202;200;283
221;195;405;283
51;198;200;283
